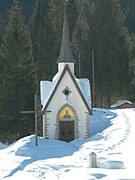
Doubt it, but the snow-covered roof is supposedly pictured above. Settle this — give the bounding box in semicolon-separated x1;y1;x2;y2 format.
40;74;91;110
111;100;132;108
40;80;57;107
76;78;91;108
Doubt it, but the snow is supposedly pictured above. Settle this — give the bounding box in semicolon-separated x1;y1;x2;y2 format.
0;142;7;150
111;100;132;108
76;78;91;107
40;80;57;107
40;76;91;109
0;108;135;179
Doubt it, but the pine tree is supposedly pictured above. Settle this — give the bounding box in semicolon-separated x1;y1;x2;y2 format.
48;0;63;54
68;0;80;38
30;0;79;81
130;58;135;85
0;12;5;46
48;0;80;75
0;0;36;22
0;0;37;142
129;43;135;101
72;0;98;92
120;0;135;34
30;0;57;81
73;0;132;107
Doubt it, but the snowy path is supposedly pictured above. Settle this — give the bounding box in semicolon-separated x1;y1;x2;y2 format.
120;109;135;170
95;109;135;167
0;108;135;179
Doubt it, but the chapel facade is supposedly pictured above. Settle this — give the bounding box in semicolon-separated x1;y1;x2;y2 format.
40;2;91;142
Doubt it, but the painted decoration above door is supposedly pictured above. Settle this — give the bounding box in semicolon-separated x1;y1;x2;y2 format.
59;106;75;121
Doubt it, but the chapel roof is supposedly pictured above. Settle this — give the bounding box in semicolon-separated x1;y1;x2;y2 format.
57;1;75;63
40;64;91;114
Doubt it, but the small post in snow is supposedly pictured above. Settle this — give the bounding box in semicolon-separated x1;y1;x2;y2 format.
89;152;97;168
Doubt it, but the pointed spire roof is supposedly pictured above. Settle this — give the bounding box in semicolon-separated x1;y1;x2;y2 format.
57;1;75;63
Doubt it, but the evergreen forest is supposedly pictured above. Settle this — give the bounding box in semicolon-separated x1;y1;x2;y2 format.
0;0;135;143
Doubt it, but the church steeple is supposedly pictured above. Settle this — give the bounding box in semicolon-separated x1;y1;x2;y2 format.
57;1;75;63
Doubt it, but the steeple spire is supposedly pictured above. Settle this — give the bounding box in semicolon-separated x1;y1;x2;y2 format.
57;0;75;63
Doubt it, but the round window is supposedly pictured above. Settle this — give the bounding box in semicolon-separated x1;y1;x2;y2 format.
62;86;71;97
64;89;69;95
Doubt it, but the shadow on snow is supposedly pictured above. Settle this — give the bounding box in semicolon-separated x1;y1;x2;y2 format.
90;108;117;137
4;135;77;178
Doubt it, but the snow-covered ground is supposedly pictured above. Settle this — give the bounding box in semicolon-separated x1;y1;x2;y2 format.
0;108;135;180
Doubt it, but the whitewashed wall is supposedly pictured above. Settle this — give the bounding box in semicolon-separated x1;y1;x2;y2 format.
43;70;90;140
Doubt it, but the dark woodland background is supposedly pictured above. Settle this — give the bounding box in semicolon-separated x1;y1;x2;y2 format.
0;0;135;143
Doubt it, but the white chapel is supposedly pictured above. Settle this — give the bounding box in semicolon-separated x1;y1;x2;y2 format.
40;3;91;142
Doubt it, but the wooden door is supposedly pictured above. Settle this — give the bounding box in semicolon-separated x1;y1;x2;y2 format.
60;121;74;142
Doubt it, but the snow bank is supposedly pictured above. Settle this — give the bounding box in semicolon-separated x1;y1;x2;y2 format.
76;78;91;108
99;160;124;169
40;80;57;107
90;108;116;136
0;142;7;150
0;108;135;179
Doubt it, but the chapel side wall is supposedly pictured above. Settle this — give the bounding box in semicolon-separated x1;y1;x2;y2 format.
76;107;90;138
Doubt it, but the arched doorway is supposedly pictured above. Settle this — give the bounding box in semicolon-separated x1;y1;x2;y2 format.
58;105;76;142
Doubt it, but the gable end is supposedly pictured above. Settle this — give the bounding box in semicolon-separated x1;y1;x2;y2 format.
42;64;91;114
